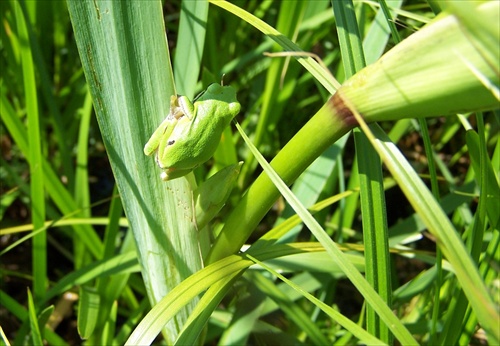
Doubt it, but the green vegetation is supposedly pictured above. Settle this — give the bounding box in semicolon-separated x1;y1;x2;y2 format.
1;1;498;345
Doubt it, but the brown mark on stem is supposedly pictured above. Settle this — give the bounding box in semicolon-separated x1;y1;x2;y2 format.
329;91;359;128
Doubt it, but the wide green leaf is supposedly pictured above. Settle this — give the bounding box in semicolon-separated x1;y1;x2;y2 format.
67;1;202;342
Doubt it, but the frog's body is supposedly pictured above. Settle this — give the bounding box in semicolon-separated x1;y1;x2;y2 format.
144;83;241;181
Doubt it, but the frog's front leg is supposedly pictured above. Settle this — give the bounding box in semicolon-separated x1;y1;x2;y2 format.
177;95;196;121
156;114;191;166
143;116;178;156
156;113;197;181
144;95;186;156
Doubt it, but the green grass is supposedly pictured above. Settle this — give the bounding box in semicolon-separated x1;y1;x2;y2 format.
1;1;498;345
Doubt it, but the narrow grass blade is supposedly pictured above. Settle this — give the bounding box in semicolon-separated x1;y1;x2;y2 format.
100;300;117;346
127;243;326;345
26;289;43;345
333;1;392;340
175;271;241;345
348;104;500;343
466;129;500;230
235;122;418;345
77;286;100;339
210;0;338;95
246;254;386;345
15;0;47;301
249;271;331;345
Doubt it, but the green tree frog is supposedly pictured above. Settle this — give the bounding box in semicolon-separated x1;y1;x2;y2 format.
144;83;241;181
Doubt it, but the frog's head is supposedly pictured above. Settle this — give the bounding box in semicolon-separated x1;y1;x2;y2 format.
196;83;241;119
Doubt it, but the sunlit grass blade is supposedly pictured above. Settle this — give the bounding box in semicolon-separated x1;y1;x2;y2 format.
100;300;117;345
125;255;249;345
246;254;385;345
1;289;66;346
238;1;307;184
26;289;43;345
77;286;100;339
246;271;331;345
13;1;74;183
348;103;500;343
333;1;391;341
15;0;46;302
209;0;338;94
73;90;93;269
259;189;355;249
175;272;241;345
127;243;325;345
466;128;500;230
235;122;417;345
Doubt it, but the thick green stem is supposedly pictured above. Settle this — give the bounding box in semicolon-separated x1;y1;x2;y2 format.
207;97;354;263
